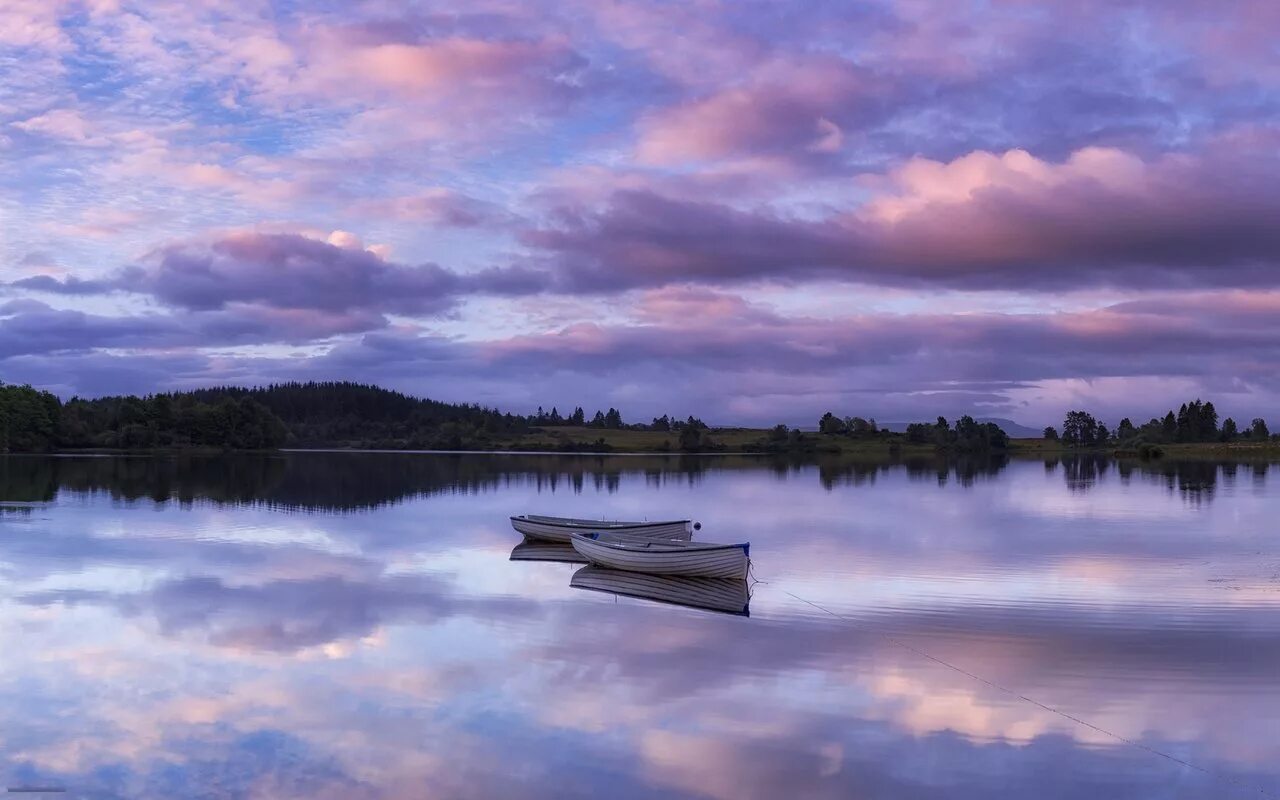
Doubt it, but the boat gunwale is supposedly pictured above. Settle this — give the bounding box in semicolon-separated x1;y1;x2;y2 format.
574;532;748;554
511;514;690;530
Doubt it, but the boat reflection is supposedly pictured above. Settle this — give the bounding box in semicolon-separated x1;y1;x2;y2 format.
509;538;588;564
570;565;751;617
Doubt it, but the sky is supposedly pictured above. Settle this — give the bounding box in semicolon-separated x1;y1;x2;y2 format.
1;0;1278;427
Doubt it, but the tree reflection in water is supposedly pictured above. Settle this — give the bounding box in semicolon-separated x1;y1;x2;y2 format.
0;451;1273;511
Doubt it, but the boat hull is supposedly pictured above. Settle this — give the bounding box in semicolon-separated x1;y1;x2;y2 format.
510;516;692;543
570;533;749;579
571;566;749;616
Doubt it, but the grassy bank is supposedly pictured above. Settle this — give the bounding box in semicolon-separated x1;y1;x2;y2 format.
510;426;954;455
513;429;1280;457
37;430;1280;458
1007;438;1280;457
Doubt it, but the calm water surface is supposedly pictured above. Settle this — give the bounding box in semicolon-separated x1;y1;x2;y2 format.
1;453;1278;799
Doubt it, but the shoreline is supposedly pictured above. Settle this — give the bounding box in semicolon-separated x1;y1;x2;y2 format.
20;435;1280;459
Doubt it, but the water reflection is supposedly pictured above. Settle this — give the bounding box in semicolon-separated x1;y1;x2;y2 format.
510;539;588;564
2;452;765;511
1;453;1279;798
9;450;1257;511
570;565;751;616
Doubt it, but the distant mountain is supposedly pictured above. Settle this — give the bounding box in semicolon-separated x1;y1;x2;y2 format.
880;417;1043;438
977;418;1044;438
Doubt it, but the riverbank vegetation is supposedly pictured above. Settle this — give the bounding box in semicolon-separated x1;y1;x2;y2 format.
1040;399;1277;458
2;382;1276;457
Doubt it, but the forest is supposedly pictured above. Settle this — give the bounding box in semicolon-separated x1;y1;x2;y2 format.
0;381;715;452
0;381;520;452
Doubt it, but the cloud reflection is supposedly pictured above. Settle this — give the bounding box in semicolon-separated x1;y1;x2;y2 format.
1;453;1278;798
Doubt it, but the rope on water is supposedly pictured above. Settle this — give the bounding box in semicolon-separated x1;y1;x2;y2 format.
781;588;1274;799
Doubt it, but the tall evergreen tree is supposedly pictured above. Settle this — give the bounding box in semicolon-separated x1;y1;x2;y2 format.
1221;418;1238;442
1116;418;1137;441
1199;401;1218;440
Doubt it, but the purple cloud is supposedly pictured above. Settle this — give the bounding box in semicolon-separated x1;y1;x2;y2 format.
526;143;1280;293
8;274;120;295
143;234;465;314
4;0;1280;424
21;232;551;317
5;287;1279;426
636;57;894;165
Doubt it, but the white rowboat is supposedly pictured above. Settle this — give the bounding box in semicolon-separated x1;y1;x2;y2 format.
571;532;749;579
510;514;693;543
570;566;750;616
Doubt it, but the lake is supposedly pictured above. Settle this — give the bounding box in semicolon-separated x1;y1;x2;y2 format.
1;452;1278;799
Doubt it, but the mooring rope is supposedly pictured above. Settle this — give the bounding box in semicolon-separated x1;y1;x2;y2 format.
780;588;1273;798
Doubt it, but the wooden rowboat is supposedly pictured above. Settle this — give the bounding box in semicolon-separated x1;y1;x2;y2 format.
508;539;588;564
510;514;693;543
570;532;749;579
570;565;750;616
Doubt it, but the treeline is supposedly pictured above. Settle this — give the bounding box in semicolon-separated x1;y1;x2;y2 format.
818;413;880;436
0;381;538;452
187;382;531;449
531;406;719;451
0;380;725;453
748;412;890;454
531;405;710;435
0;382;292;451
756;411;1008;454
817;411;1009;451
0;384;61;452
1045;399;1275;455
532;406;622;427
904;416;1009;452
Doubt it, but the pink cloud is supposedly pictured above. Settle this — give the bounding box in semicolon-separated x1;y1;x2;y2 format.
526;141;1280;292
40;207;149;239
636;57;886;164
583;0;766;89
10;108;101;143
632;286;774;324
338;37;568;94
353;189;510;227
0;0;75;50
860;147;1148;223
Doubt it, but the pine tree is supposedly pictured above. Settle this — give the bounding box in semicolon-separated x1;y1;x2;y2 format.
1221;418;1238;442
1200;401;1219;441
1116;418;1136;441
